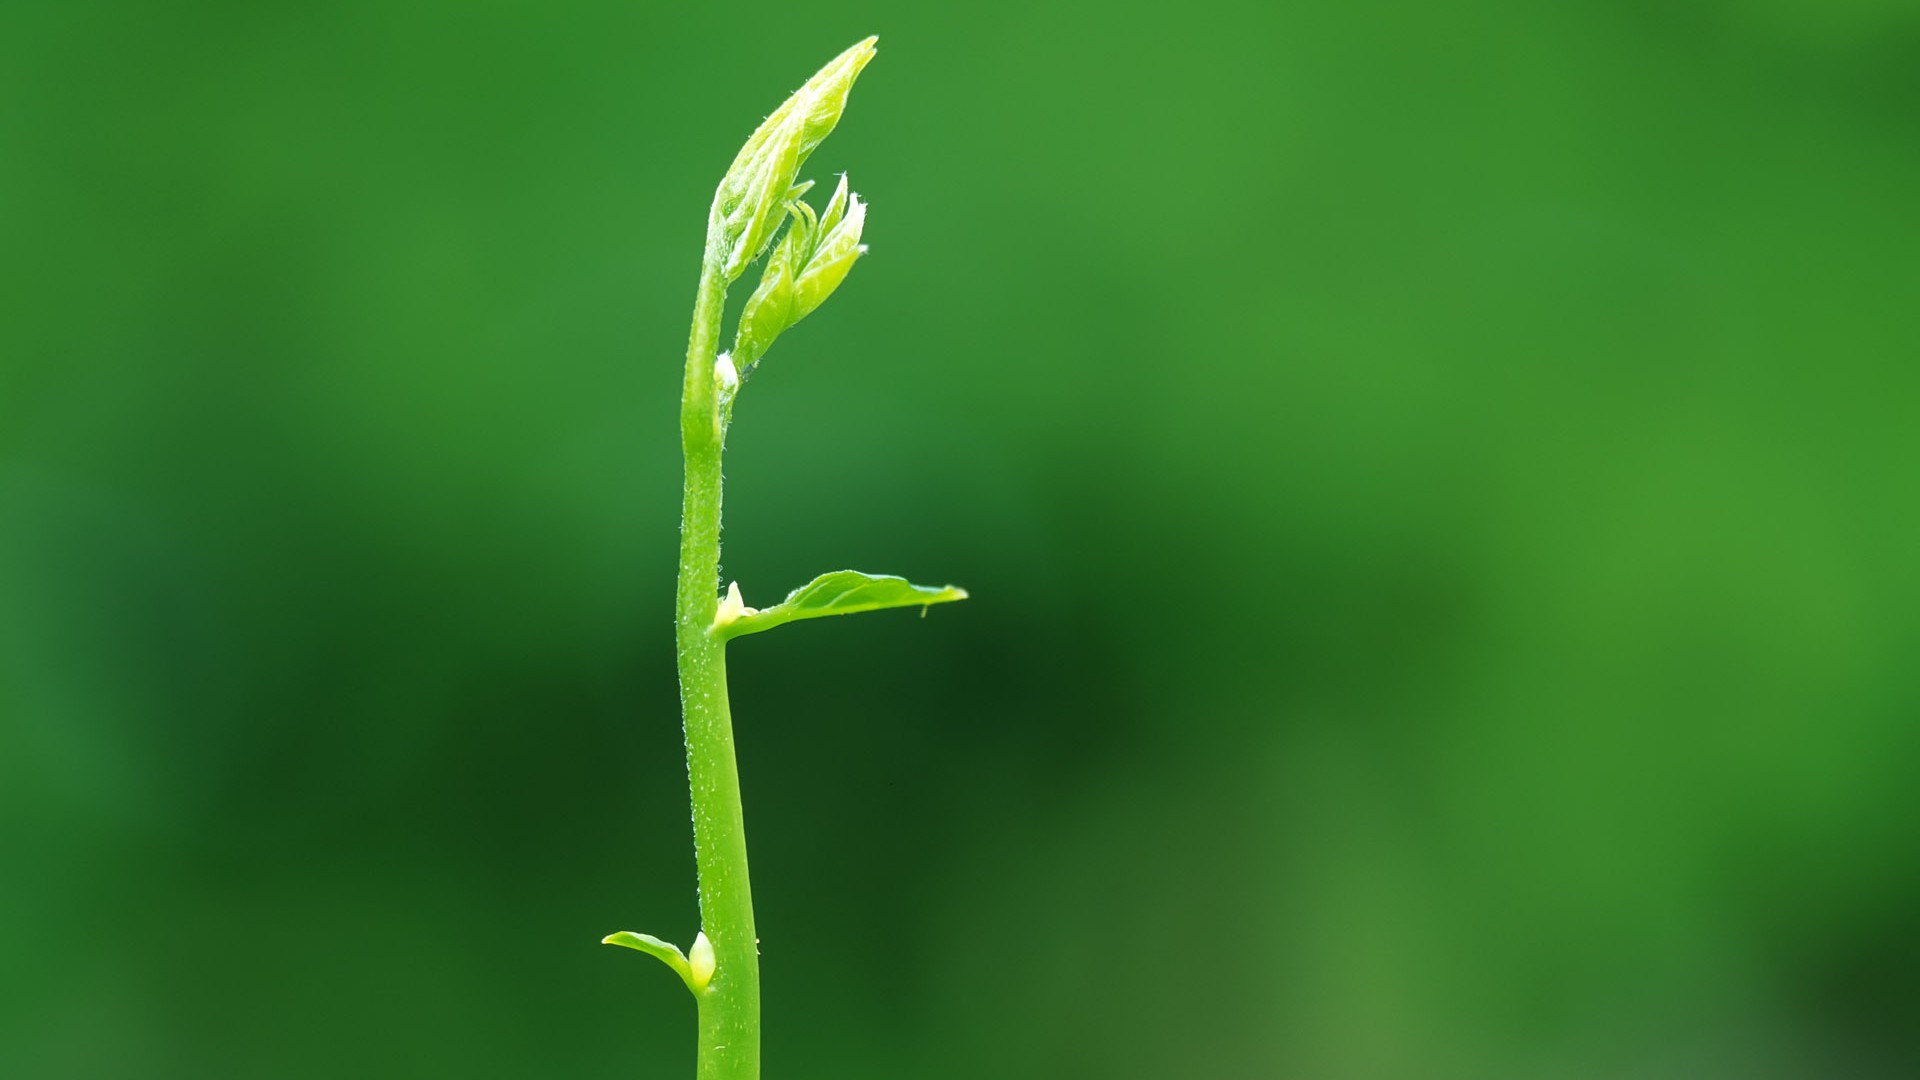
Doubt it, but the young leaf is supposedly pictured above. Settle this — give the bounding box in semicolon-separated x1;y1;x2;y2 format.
732;173;869;372
709;37;877;281
602;931;700;995
713;571;968;640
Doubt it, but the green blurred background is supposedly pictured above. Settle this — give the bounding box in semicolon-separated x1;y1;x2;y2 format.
4;1;1918;1076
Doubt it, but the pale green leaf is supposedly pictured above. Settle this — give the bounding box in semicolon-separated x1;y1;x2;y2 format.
709;37;877;280
602;931;699;995
714;571;967;640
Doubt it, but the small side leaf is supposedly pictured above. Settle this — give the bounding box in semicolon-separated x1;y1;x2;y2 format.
602;931;699;995
714;570;967;640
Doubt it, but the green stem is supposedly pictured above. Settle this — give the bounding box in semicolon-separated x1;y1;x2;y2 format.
677;255;759;1079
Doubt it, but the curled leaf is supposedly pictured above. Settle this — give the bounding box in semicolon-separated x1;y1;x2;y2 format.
734;173;869;371
709;37;877;281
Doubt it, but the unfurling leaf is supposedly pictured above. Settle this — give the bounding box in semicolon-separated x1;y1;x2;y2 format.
709;37;877;281
734;173;869;370
712;571;968;640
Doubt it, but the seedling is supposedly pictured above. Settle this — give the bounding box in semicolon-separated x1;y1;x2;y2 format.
601;38;964;1079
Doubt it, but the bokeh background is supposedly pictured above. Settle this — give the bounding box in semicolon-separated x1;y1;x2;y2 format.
4;1;1918;1076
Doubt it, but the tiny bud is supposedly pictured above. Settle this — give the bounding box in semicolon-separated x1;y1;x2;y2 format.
712;581;756;632
688;931;716;990
715;352;739;394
